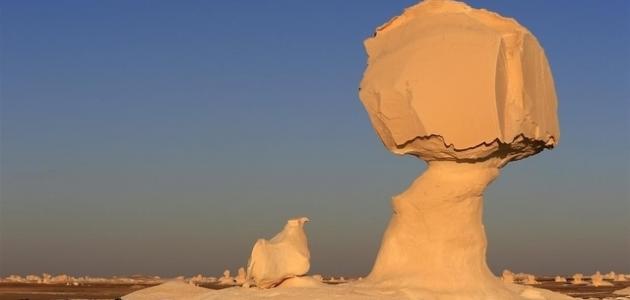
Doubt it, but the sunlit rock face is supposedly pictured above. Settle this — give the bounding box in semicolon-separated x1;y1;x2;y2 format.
235;267;247;285
218;270;235;285
502;270;515;284
359;0;559;164
246;217;310;289
523;274;540;285
358;1;562;298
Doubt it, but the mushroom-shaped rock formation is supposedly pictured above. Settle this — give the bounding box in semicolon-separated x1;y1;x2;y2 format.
358;0;560;298
235;267;247;285
312;274;324;282
218;270;235;285
246;217;310;288
572;273;586;285
615;274;628;282
502;270;515;284
591;271;613;287
523;275;540;285
555;276;567;283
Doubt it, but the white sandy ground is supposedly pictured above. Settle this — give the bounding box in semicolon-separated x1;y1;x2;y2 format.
614;287;630;296
122;278;585;300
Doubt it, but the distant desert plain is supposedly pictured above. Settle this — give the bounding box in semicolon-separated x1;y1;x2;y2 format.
1;271;630;300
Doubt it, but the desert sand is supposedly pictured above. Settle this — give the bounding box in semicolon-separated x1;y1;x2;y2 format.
3;273;630;300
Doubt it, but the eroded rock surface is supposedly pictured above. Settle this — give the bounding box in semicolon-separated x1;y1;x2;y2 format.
246;217;310;288
359;0;559;164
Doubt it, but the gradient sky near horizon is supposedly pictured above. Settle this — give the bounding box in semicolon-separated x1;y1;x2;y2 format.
1;0;629;278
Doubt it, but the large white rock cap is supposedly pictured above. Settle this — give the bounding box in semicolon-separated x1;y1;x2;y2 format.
359;0;559;163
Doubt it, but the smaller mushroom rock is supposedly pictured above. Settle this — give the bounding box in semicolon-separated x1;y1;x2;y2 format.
359;0;559;164
246;217;310;288
572;273;586;285
614;274;628;282
554;276;567;283
42;273;52;284
604;271;616;280
591;271;613;287
188;274;205;285
311;274;323;282
502;270;515;284
218;270;235;285
523;274;539;285
235;267;247;285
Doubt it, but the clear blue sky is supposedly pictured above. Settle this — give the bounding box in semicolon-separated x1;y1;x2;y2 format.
1;0;628;277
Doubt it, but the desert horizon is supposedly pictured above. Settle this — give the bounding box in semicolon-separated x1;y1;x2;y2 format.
2;270;630;300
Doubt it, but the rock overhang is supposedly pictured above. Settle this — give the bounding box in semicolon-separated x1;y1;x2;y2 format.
359;0;559;164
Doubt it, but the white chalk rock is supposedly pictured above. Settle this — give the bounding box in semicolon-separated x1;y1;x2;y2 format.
189;274;215;285
357;1;566;299
6;275;27;283
25;275;41;283
591;271;613;287
604;271;616;280
572;273;586;285
311;274;323;282
615;274;628;282
41;273;52;284
502;270;515;284
246;217;310;288
360;0;559;163
523;274;539;285
218;270;235;285
234;267;247;285
554;276;567;283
